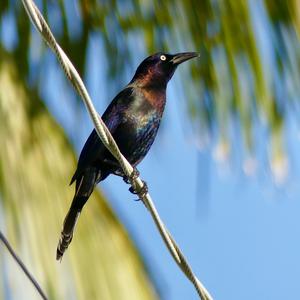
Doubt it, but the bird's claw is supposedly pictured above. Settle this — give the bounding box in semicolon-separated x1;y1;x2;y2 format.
123;168;148;200
129;180;148;201
123;167;140;184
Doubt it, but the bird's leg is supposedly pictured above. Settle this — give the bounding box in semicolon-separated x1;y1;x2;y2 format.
102;160;148;200
122;167;148;200
123;167;140;184
129;180;148;200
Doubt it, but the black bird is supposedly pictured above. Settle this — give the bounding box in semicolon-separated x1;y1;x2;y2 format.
57;52;198;260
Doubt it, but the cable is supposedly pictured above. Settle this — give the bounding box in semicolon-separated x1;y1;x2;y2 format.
0;231;48;300
21;1;213;299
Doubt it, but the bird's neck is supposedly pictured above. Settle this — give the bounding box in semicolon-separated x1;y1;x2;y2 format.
131;67;169;90
129;74;168;114
139;86;166;115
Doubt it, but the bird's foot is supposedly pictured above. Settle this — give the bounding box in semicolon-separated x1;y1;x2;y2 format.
123;167;140;184
129;180;148;201
123;168;148;200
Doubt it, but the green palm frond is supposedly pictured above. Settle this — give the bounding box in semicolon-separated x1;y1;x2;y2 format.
0;50;157;300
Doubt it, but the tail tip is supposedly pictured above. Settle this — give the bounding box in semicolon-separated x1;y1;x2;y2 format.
56;232;73;261
56;248;63;261
56;208;80;261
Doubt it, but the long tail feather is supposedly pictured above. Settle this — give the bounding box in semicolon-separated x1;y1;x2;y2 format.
57;169;98;260
56;205;83;260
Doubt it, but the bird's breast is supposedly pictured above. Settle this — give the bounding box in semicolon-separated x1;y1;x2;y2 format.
129;86;166;115
105;87;166;167
116;108;161;166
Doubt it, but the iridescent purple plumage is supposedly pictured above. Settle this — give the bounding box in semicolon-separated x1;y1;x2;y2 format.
57;52;198;260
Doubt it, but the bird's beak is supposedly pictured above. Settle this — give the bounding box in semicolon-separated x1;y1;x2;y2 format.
170;52;199;65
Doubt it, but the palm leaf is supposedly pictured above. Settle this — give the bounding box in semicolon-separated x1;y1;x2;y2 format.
0;49;157;300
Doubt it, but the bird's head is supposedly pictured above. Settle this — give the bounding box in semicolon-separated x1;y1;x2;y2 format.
131;52;199;88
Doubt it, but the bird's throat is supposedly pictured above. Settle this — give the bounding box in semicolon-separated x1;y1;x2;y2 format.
140;87;166;115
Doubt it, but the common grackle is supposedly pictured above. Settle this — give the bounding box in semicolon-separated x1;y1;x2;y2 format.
57;52;198;260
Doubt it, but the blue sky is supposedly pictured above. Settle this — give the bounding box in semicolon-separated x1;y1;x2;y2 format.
41;39;300;299
100;96;300;300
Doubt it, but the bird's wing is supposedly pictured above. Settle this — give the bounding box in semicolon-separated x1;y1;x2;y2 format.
70;87;134;184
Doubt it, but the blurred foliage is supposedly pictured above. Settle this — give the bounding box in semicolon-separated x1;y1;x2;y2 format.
1;0;300;181
0;0;300;297
0;49;157;299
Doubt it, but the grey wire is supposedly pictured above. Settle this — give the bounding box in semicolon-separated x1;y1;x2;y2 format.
0;231;48;300
21;1;213;299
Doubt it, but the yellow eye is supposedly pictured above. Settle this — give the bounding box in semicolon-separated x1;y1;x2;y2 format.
160;55;166;61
